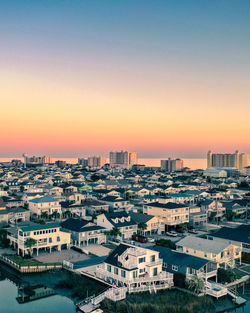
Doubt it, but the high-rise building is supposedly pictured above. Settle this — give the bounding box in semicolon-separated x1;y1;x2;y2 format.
78;156;106;168
109;151;137;168
55;160;67;168
207;150;249;171
88;156;107;168
23;154;51;167
78;158;88;167
161;158;184;172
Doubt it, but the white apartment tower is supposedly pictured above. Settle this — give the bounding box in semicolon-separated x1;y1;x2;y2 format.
161;158;184;172
109;151;137;168
207;150;249;171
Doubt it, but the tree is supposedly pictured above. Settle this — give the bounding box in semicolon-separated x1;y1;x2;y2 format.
63;210;72;219
51;211;60;220
155;239;176;250
0;228;10;248
138;222;147;235
208;211;217;222
225;210;236;221
188;275;205;294
41;211;48;220
109;227;121;240
25;238;37;256
217;268;237;284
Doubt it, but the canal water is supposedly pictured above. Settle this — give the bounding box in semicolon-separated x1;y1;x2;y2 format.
0;266;249;313
0;275;75;313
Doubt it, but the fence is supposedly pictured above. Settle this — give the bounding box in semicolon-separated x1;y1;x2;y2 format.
0;256;62;273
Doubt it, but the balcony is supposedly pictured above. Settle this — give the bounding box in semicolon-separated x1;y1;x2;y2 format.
146;259;163;267
126;247;146;257
87;233;104;239
95;266;173;286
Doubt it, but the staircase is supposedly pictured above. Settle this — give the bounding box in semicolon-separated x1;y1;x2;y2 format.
227;288;246;305
77;287;127;312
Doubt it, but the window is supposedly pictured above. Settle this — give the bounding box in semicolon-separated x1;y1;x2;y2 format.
151;255;156;262
49;238;52;243
153;267;158;276
121;270;126;278
172;265;178;271
139;257;146;263
107;265;111;272
114;267;118;275
34;232;36;235
57;236;60;242
139;268;145;273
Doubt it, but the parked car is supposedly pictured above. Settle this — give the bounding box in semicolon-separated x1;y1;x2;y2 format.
166;231;178;237
147;238;155;243
188;229;198;234
132;234;148;243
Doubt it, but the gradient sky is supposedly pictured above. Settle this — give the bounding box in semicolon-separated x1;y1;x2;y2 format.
0;0;249;158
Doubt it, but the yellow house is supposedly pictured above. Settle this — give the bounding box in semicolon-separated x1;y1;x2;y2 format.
129;212;165;235
176;236;241;268
143;200;189;227
7;222;71;256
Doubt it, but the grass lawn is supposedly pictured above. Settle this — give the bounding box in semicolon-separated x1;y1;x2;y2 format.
4;255;60;267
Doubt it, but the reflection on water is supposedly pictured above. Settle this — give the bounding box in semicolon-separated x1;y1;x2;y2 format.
0;266;249;313
0;267;75;313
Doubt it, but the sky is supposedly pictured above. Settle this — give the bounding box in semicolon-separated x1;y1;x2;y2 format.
0;0;249;158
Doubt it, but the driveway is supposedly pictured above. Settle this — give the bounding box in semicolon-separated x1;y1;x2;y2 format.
83;244;111;257
34;248;91;263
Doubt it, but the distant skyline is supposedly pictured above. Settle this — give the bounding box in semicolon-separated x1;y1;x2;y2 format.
1;1;250;157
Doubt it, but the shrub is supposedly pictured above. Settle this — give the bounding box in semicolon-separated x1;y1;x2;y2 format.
155;239;176;250
0;228;10;248
101;289;215;313
217;268;237;284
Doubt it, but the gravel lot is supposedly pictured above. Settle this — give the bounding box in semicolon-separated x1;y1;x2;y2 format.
34;248;90;263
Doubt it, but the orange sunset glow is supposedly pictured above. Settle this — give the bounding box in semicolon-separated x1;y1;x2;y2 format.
0;1;249;158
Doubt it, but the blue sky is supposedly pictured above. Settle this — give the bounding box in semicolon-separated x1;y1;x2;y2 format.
0;1;249;158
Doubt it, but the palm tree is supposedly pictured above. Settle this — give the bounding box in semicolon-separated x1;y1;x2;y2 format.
41;211;48;220
24;238;37;256
138;222;147;236
188;275;205;294
109;227;121;240
64;210;72;219
51;211;60;220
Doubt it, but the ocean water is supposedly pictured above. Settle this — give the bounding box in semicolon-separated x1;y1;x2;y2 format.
0;157;207;170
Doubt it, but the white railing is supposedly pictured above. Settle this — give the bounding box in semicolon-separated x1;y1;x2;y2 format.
87;233;104;239
91;287;127;306
128;282;172;293
146;259;163;267
205;281;228;298
126;247;146;257
96;267;173;285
